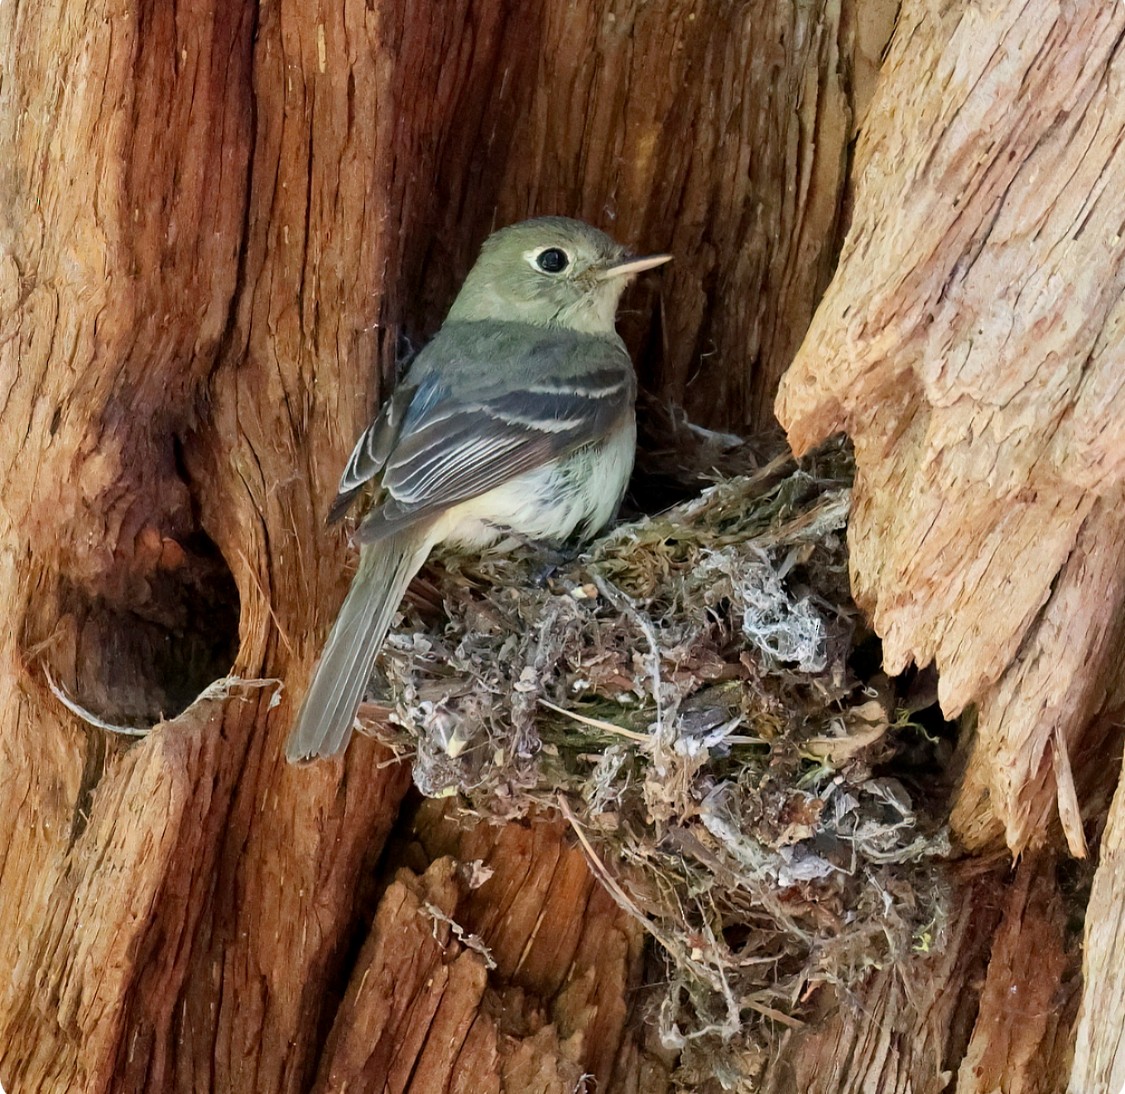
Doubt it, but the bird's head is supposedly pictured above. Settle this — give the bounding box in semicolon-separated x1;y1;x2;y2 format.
446;216;671;335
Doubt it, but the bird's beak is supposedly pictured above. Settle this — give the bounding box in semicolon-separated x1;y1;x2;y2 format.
597;252;673;280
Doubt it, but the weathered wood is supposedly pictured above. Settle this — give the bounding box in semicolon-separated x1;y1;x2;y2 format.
760;874;1000;1094
315;808;666;1092
957;855;1079;1094
313;858;588;1094
1071;753;1125;1093
413;804;656;1090
776;0;1125;857
775;3;1125;1090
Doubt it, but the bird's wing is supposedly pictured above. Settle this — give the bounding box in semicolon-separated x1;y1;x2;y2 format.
326;381;414;525
330;325;634;540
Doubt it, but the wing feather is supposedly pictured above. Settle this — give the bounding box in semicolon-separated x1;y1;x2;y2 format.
330;323;634;540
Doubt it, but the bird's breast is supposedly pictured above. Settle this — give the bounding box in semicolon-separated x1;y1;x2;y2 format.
434;417;636;552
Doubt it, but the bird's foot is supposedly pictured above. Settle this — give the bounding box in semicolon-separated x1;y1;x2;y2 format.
484;524;581;585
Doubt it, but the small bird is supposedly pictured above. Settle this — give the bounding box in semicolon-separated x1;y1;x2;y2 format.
286;216;670;762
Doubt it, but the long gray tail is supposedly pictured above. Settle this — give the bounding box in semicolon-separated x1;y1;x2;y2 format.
286;534;429;762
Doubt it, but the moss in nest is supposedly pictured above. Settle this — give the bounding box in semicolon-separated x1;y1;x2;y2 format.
366;438;951;1090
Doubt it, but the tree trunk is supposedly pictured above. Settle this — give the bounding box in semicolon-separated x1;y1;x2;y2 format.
777;0;1125;1090
2;0;1122;1092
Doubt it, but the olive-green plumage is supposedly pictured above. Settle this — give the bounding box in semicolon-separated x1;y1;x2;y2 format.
286;217;670;762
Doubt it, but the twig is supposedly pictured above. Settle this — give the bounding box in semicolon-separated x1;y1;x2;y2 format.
537;698;651;742
588;571;666;737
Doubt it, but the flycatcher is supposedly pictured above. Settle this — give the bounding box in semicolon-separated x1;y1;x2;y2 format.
286;216;670;762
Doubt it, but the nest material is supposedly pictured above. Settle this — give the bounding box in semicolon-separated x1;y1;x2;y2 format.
367;438;951;1089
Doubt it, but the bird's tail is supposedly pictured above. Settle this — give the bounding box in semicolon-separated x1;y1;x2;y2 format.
285;532;430;762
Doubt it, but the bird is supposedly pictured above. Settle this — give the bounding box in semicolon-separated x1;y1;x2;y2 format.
286;216;671;762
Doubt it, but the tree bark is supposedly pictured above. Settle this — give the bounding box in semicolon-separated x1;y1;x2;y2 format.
762;872;1001;1094
777;0;1125;1090
0;0;888;1091
776;0;1125;860
1072;756;1125;1092
7;0;1120;1089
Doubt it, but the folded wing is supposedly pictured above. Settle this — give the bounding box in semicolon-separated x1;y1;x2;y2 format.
327;324;635;541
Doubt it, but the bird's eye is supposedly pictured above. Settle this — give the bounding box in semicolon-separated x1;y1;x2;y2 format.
535;247;570;274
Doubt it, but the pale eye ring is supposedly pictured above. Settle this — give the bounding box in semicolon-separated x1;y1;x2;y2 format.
534;247;570;274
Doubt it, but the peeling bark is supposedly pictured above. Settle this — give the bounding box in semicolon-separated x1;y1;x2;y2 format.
957;856;1079;1094
776;0;1125;857
1071;753;1125;1093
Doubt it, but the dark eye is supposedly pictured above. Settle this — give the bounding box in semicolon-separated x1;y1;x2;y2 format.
535;247;569;274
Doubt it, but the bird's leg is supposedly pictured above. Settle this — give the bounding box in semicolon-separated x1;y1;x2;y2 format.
484;524;582;584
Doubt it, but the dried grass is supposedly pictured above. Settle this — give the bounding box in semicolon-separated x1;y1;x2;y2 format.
366;436;951;1089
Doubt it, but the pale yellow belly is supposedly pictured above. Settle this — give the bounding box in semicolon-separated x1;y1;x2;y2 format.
433;418;636;551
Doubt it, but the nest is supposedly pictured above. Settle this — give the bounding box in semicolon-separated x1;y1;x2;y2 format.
368;434;951;1089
